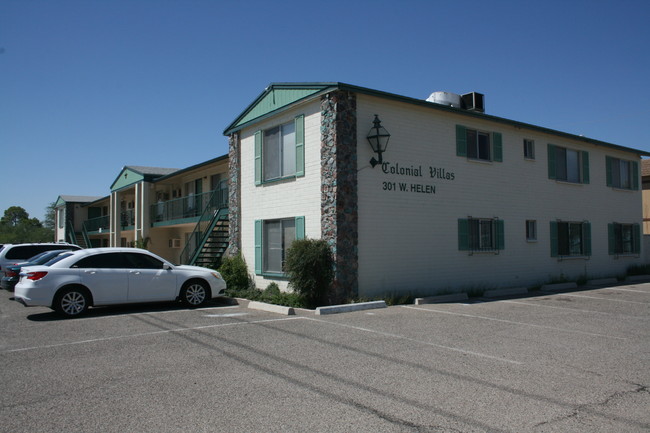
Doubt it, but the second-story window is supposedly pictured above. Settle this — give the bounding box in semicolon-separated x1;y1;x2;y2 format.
606;156;639;190
455;125;503;162
255;115;305;185
547;144;590;184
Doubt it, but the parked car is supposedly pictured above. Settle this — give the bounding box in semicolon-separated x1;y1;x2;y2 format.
0;243;81;274
1;250;75;291
14;248;227;317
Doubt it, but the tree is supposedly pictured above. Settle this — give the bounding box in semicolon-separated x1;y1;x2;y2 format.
1;206;30;226
0;206;53;243
43;202;56;230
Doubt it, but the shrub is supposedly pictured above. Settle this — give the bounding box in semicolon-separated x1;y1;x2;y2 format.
218;254;252;293
284;238;334;308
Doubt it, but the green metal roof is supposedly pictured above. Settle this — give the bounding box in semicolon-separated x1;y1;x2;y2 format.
224;83;337;135
110;166;179;192
223;82;650;157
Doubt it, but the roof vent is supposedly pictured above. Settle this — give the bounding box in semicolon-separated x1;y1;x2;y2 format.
461;92;485;113
426;91;462;108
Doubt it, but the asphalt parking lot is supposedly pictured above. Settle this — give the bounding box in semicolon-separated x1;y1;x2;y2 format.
1;283;648;432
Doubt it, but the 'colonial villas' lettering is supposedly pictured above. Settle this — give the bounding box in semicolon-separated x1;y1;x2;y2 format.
429;166;455;181
381;161;456;181
382;162;423;177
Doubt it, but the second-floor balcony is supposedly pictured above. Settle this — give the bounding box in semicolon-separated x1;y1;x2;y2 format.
151;188;228;226
84;215;110;233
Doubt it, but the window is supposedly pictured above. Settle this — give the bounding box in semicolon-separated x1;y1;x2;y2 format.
524;139;535;159
547;144;589;184
608;223;640;255
73;253;130;268
550;221;591;257
606;157;639;190
255;217;305;275
255;115;305;184
456;125;502;162
58;208;64;229
526;220;537;241
458;218;505;252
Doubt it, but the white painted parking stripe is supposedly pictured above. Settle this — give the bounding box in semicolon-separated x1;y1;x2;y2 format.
552;293;649;305
402;305;627;340
2;316;305;354
306;317;523;365
599;287;650;294
67;305;242;321
503;300;649;320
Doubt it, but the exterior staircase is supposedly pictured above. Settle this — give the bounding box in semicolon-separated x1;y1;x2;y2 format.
74;232;88;249
192;215;229;269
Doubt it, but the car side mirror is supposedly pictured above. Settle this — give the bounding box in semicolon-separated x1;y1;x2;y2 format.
163;263;173;270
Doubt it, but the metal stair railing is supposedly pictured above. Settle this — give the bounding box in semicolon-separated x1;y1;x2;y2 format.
81;222;92;248
179;188;228;265
66;219;77;245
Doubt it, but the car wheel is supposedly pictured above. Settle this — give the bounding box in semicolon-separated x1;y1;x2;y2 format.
54;288;89;317
181;280;209;307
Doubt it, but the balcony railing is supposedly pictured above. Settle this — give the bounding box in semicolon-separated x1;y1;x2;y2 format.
121;209;135;228
151;188;228;225
84;215;110;233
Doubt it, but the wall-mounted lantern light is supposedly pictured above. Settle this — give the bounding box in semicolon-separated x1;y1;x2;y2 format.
367;114;390;168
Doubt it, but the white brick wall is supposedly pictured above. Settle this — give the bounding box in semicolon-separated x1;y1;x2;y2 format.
239;100;322;291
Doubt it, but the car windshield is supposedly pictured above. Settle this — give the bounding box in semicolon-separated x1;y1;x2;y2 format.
43;253;74;266
25;251;52;263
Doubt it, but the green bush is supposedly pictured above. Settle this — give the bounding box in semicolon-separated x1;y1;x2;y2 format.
218;254;252;293
284;238;334;308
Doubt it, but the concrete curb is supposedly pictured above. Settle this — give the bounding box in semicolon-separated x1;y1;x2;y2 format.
315;300;387;315
483;287;528;298
247;300;295;316
586;278;618;286
625;275;650;282
415;293;468;305
540;282;578;292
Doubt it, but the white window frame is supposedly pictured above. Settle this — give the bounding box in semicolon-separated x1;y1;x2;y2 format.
466;129;491;161
526;220;537;241
263;121;296;182
524;139;535;160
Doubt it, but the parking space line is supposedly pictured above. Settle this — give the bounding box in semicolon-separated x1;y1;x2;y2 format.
3;316;306;354
305;317;523;365
599;287;650;294
503;300;649;320
402;305;627;340
548;293;649;305
63;305;242;321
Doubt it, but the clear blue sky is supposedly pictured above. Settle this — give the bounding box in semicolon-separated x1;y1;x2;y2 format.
2;0;650;221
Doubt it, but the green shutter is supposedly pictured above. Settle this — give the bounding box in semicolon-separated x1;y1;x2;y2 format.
632;161;639;190
493;132;503;162
583;222;592;256
458;219;469;251
295;115;305;177
496;219;505;250
605;156;613;187
581;151;590;184
547;144;556;179
550;221;559;257
254;220;262;274
254;131;262;185
456;125;467;157
608;223;615;255
295;216;305;240
633;223;641;254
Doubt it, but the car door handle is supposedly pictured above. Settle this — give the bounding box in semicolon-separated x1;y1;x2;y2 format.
130;271;141;275
85;271;96;275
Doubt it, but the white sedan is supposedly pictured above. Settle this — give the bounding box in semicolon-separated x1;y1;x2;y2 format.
14;248;227;317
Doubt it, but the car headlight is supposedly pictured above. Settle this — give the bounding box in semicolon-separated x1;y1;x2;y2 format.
211;272;223;280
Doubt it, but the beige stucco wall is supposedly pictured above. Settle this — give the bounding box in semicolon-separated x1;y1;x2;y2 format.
356;94;645;297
